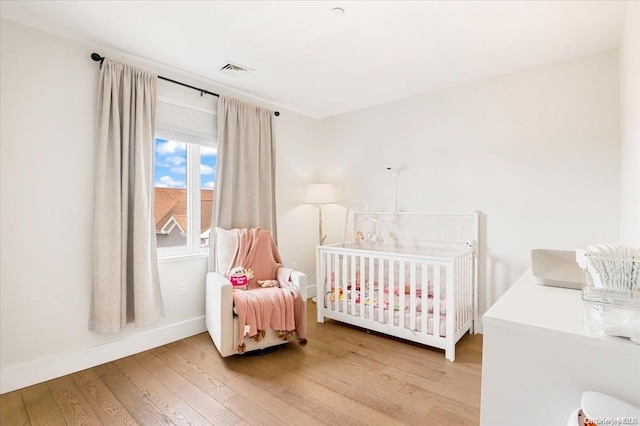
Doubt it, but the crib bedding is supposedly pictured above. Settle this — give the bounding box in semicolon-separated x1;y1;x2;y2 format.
328;287;447;314
325;290;448;336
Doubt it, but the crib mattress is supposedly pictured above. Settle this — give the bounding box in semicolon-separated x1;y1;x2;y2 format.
324;291;447;337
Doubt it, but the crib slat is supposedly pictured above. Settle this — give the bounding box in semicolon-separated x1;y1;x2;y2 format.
421;263;428;334
468;253;473;324
317;249;323;322
468;253;472;324
433;265;440;337
452;259;460;330
368;256;374;321
350;255;356;316
326;252;332;310
468;253;477;326
460;256;464;327
457;257;462;329
328;252;333;311
388;260;395;327
409;262;416;331
398;261;405;329
359;255;365;319
333;253;338;312
333;254;342;312
342;254;348;314
446;263;455;340
461;255;466;327
336;253;341;309
464;255;469;325
378;258;384;323
460;257;465;327
463;256;467;327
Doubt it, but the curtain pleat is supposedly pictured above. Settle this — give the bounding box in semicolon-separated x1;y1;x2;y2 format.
210;96;278;271
90;59;164;333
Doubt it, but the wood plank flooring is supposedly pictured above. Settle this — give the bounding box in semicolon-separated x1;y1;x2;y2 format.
0;302;483;425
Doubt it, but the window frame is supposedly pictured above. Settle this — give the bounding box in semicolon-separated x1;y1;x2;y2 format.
154;97;217;261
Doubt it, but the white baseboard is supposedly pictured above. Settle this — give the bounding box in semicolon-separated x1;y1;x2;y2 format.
0;316;206;395
307;284;317;299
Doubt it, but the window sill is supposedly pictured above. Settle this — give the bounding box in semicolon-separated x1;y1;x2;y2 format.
158;251;209;264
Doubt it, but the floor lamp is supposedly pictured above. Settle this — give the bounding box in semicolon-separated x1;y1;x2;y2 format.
305;184;335;245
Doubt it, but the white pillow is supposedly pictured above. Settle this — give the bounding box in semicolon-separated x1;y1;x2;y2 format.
215;227;237;273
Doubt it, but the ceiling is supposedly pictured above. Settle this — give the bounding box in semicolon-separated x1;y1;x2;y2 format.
0;1;629;118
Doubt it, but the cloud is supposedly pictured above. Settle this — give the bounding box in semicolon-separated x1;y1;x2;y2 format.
170;166;186;174
156;140;186;155
202;181;215;189
200;164;215;175
156;175;185;188
155;155;186;169
165;156;185;166
200;146;217;156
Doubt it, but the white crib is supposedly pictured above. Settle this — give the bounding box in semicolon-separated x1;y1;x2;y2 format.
316;212;479;362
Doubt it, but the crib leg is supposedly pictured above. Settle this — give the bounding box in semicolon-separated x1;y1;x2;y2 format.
317;304;325;323
445;342;455;362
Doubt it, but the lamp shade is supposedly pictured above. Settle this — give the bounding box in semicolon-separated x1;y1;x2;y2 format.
305;184;336;204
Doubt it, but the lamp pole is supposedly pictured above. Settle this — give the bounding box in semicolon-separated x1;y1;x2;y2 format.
317;204;326;246
305;183;336;246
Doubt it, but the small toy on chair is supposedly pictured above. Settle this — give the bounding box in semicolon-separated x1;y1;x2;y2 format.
258;279;280;288
228;267;254;290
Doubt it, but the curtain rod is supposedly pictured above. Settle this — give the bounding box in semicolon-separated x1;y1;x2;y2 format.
90;53;280;116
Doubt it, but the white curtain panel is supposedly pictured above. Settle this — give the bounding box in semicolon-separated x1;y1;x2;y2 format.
90;59;164;333
211;96;278;270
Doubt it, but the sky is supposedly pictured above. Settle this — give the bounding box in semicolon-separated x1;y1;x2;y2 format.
154;138;216;189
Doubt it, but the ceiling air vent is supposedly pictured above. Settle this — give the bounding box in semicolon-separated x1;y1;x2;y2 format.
217;62;254;78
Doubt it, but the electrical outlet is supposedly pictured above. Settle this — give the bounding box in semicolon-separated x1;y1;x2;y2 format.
179;282;188;296
292;261;297;270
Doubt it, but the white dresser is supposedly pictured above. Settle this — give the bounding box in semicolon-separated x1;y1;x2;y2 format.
480;269;640;426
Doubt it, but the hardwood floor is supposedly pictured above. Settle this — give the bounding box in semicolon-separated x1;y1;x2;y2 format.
0;303;483;425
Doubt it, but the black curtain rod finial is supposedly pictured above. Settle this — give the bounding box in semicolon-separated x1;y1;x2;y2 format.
274;111;280;116
91;52;105;69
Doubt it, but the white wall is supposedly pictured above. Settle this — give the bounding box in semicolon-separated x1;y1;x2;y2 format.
318;50;621;319
620;2;640;246
274;111;324;275
0;19;319;392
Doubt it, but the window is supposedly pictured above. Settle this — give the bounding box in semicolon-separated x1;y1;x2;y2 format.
154;98;217;258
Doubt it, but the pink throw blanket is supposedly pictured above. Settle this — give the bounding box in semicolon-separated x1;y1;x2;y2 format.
230;229;306;352
229;228;282;289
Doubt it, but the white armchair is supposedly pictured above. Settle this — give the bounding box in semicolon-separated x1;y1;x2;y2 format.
205;227;308;357
205;269;307;357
